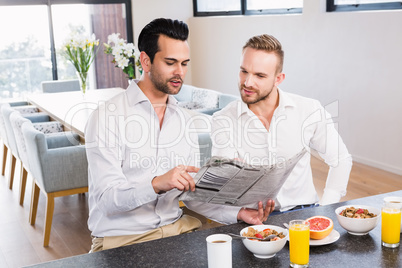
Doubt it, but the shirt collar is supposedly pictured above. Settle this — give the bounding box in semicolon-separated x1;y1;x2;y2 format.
126;79;179;108
126;79;149;106
277;88;297;111
238;88;296;118
168;94;179;106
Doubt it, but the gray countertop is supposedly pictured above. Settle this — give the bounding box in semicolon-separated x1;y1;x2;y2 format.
27;190;402;268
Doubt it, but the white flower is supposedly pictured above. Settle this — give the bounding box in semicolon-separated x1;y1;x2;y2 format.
61;32;99;74
117;57;129;69
105;33;142;78
124;43;135;57
88;33;100;46
117;38;126;47
112;46;122;57
108;33;120;44
73;35;86;49
134;46;140;58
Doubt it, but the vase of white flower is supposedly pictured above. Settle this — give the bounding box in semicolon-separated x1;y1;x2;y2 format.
76;71;88;96
104;33;142;81
62;33;99;98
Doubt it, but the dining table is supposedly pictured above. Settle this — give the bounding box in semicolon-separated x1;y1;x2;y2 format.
27;88;124;142
27;190;402;268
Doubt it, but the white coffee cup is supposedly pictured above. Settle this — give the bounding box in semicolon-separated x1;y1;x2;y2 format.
383;196;402;233
206;234;232;268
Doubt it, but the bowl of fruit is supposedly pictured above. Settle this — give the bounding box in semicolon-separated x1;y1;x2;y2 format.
335;205;380;235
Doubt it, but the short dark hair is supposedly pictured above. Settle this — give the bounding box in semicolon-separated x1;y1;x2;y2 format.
138;18;189;63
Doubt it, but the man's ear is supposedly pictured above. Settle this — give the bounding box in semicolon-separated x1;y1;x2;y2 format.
140;51;151;73
275;72;285;87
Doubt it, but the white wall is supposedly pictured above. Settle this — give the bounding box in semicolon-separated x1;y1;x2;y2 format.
132;0;402;175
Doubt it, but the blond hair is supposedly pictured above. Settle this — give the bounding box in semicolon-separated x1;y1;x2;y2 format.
243;34;284;73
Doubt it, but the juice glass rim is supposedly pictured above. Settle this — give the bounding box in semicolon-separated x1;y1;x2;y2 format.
289;219;310;227
383;201;402;211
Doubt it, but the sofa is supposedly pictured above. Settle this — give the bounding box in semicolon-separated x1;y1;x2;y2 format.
174;84;239;166
175;84;239;115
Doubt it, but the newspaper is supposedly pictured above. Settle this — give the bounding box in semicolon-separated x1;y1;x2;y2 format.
179;149;307;209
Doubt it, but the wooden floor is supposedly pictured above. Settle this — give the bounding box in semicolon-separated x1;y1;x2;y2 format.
0;149;401;267
310;156;402;202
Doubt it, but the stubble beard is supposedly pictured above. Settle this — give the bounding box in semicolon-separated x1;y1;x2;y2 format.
150;67;182;95
239;84;274;105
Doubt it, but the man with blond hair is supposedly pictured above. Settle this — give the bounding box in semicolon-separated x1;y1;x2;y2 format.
211;34;353;214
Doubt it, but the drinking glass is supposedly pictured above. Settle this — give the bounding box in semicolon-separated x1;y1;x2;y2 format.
381;201;401;248
289;220;310;267
383;196;402;233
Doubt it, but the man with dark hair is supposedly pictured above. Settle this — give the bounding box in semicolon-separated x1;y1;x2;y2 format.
212;34;352;214
85;19;274;252
138;18;189;63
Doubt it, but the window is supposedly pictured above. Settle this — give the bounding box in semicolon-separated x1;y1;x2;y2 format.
194;0;242;16
327;0;402;12
245;0;302;15
0;0;132;99
193;0;303;16
0;6;52;99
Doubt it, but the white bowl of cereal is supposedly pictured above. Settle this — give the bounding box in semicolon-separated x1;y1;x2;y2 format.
335;205;380;235
240;225;288;259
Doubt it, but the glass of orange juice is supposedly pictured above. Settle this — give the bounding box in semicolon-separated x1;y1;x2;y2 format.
381;201;401;248
289;220;310;267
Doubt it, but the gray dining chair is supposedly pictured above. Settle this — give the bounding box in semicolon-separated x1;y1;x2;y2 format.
21;119;88;247
9;111;67;205
1;104;52;190
41;79;80;93
0;101;31;176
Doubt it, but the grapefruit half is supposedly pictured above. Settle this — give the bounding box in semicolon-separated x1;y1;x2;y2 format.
306;216;333;240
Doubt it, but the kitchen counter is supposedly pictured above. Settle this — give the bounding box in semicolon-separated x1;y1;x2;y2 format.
27;190;402;268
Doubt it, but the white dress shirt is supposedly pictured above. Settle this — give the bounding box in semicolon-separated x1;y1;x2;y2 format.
85;81;239;237
211;89;353;211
